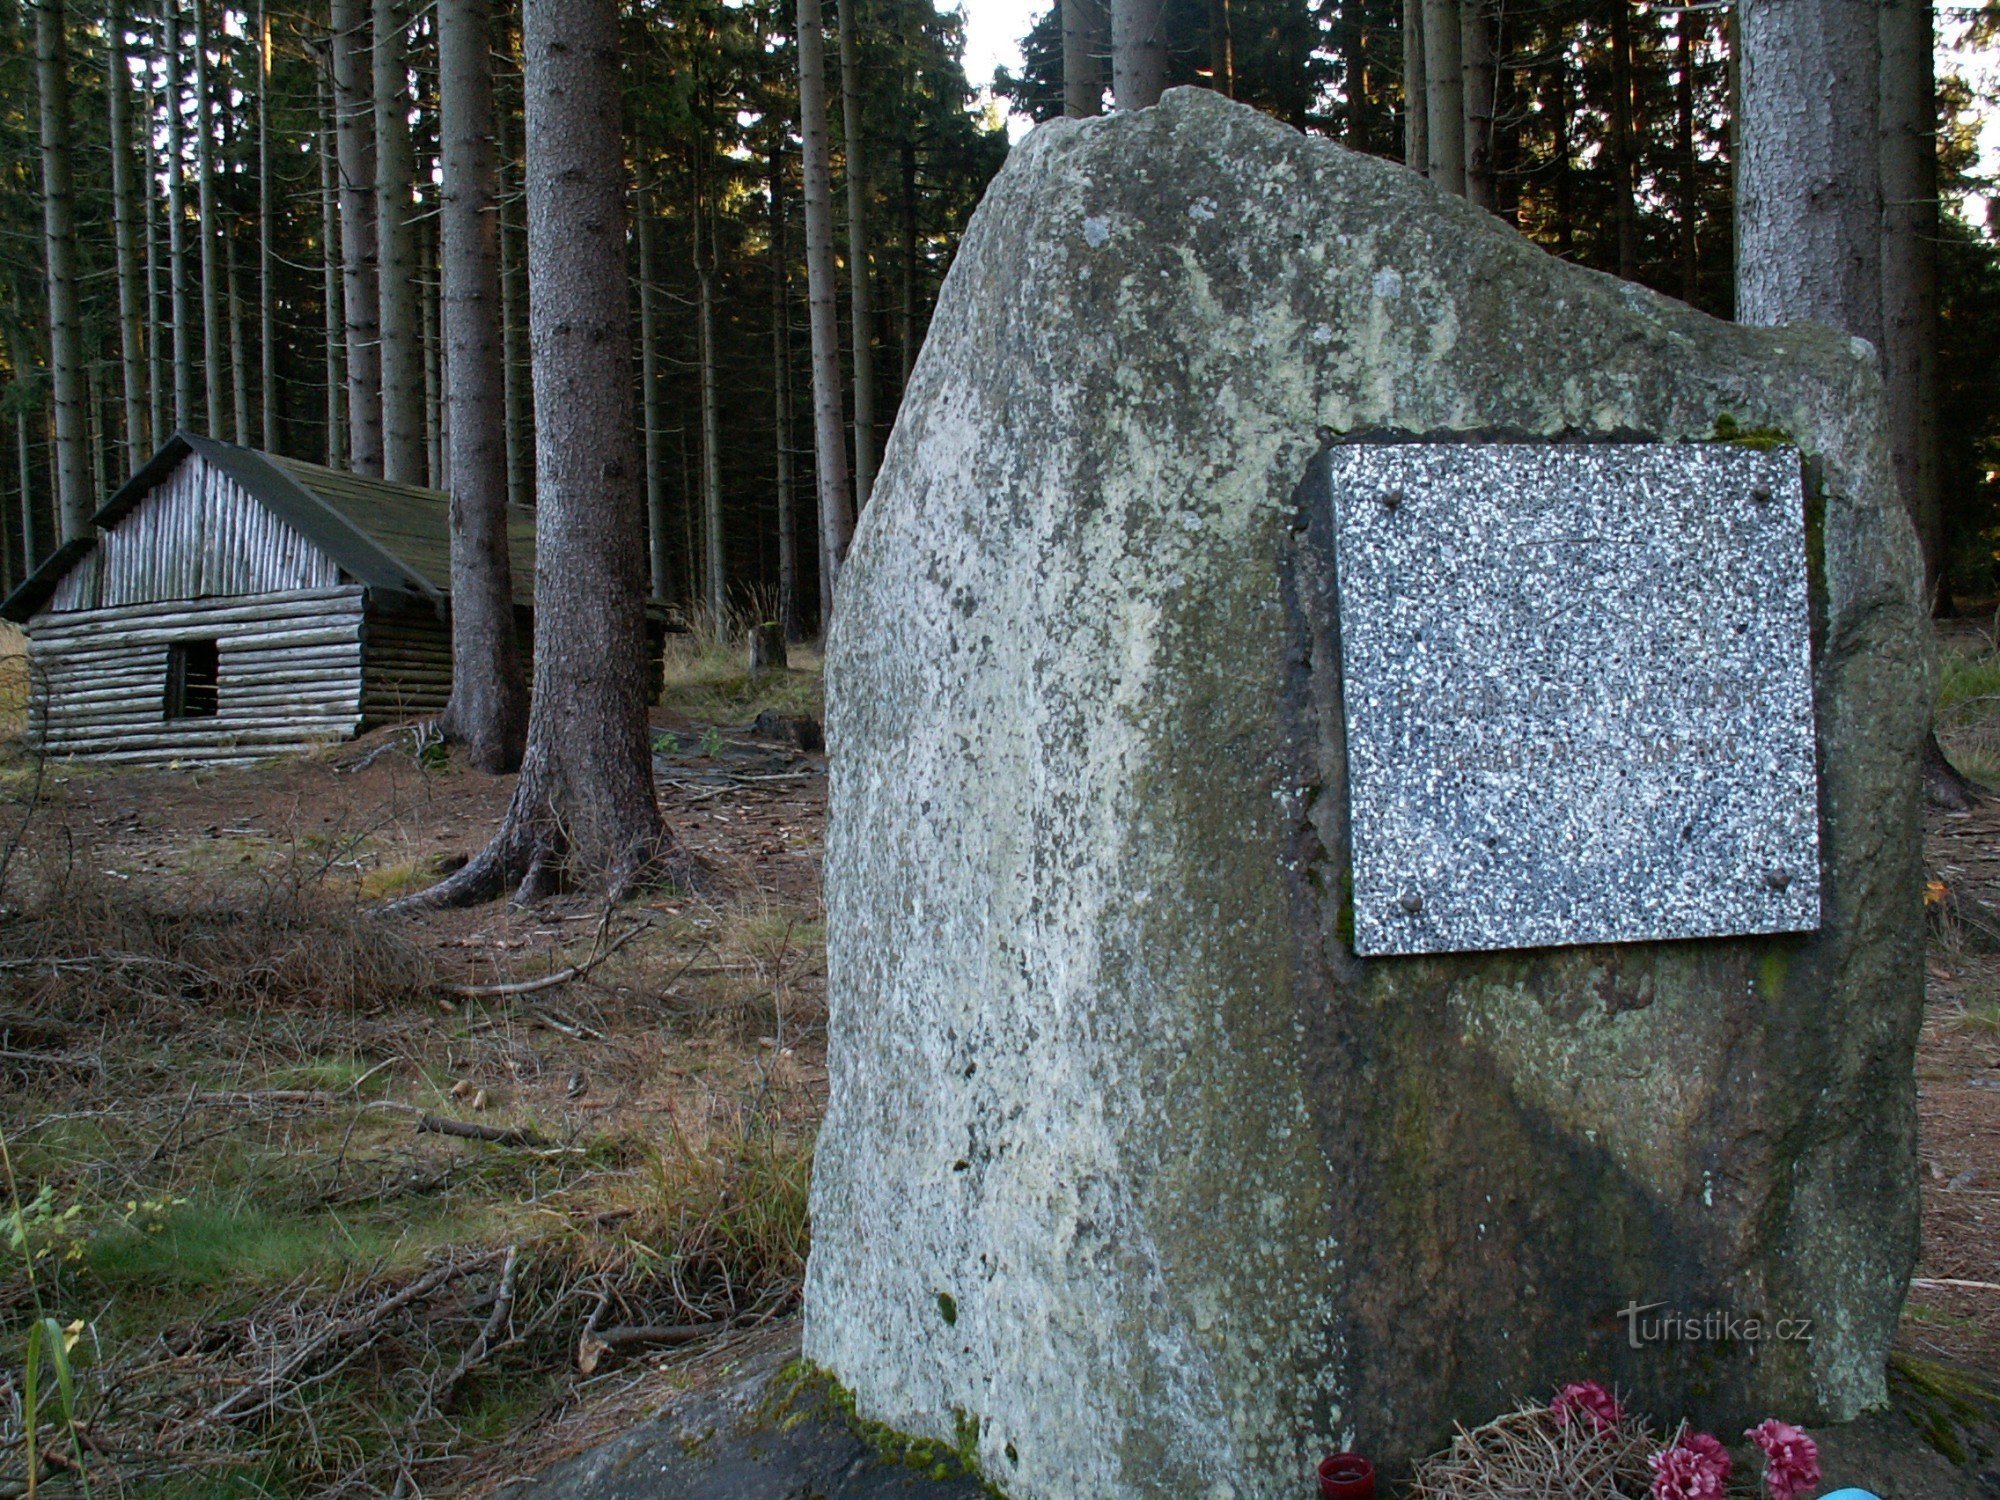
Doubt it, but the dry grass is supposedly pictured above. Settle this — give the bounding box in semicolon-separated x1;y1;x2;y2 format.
0;623;25;746
661;596;823;724
1407;1404;1665;1500
0;786;824;1496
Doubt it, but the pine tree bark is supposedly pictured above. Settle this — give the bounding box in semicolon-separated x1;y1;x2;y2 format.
1735;0;1880;341
1610;0;1639;280
1676;8;1699;301
412;0;683;907
693;169;726;622
258;1;278;452
35;0;88;539
330;0;384;474
1402;0;1426;172
798;0;854;632
496;93;530;510
164;0;195;433
226;194;250;443
436;0;527;773
142;62;165;447
1878;0;1941;592
1111;0;1167;110
837;0;877;510
636;171;671;602
1460;0;1493;208
192;0;225;436
107;0;147;471
422;211;441;484
375;0;424;482
771;138;799;642
1421;0;1463;193
317;60;346;467
1062;0;1106;117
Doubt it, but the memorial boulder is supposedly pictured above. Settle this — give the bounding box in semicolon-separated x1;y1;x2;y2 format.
804;89;1930;1498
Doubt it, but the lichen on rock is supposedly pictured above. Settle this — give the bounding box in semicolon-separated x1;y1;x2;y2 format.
804;88;1930;1500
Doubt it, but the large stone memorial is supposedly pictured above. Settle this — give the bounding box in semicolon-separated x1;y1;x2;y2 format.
805;90;1930;1498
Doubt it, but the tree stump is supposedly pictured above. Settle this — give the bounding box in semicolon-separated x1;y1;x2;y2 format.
748;621;788;680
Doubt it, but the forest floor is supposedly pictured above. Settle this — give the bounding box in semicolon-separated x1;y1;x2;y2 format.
0;627;1990;1498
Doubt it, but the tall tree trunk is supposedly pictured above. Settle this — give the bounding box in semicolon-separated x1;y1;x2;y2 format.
1421;0;1463;193
258;0;278;452
1207;0;1234;96
1676;8;1699;301
1610;0;1639;279
1735;0;1880;341
35;0;88;539
1111;0;1167;110
164;0;194;432
837;0;877;509
318;61;346;467
798;0;853;632
435;0;526;773
771;139;799;641
226;198;250;443
899;134;916;390
694;178;726;623
1879;0;1941;593
636;171;671;603
422;211;441;485
331;0;383;474
193;0;224;436
1460;0;1493;208
1403;0;1426;171
143;61;165;447
15;407;34;570
414;0;682;908
107;0;147;471
375;0;424;482
496;94;530;510
1062;0;1106;117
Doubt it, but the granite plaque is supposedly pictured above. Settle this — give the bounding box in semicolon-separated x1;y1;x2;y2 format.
1329;441;1820;958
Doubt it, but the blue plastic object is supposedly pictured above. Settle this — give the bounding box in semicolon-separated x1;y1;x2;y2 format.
1817;1488;1881;1500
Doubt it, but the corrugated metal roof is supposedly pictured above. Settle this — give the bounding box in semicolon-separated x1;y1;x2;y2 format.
2;433;537;621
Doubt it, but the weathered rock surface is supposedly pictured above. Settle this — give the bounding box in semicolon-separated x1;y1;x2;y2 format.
805;88;1930;1499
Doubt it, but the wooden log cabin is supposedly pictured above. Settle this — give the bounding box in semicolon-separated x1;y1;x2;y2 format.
0;432;632;766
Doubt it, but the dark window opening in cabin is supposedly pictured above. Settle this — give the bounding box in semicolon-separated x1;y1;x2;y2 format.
164;639;220;720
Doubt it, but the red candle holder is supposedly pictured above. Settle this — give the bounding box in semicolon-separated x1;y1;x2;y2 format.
1318;1451;1376;1500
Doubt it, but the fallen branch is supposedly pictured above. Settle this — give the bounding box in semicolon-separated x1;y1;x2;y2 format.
444;917;648;1000
1911;1277;2000;1294
576;1309;772;1374
434;1245;521;1405
414;1112;549;1149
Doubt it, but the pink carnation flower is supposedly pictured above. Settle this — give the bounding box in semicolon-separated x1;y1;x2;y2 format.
1677;1430;1734;1483
1552;1380;1624;1434
1650;1444;1726;1500
1746;1418;1821;1500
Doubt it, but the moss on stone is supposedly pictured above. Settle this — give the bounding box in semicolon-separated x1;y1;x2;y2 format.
767;1362;1008;1496
1889;1353;2000;1474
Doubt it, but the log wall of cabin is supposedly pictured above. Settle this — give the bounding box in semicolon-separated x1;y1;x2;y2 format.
27;586;366;764
361;604;453;724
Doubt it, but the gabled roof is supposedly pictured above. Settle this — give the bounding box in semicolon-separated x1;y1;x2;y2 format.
1;433;537;622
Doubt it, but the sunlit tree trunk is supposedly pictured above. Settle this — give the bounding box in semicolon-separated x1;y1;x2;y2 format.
798;0;854;630
318;61;346;467
107;0;148;470
375;0;424;482
192;0;225;436
331;0;384;474
694;165;726;622
838;0;877;510
436;0;527;771
1421;0;1463;192
164;0;194;432
771;135;799;641
413;0;682;907
1610;0;1639;279
35;0;88;537
636;169;670;603
1111;0;1166;110
1402;0;1426;171
1879;0;1941;590
143;61;165;447
1460;0;1493;209
259;1;278;452
1676;9;1699;301
1062;0;1106;117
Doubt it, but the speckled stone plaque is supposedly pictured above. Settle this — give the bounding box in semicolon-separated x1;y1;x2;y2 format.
1330;441;1820;957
